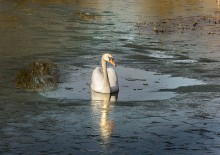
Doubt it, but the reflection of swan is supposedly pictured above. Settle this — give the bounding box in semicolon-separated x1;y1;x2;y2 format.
91;90;118;144
91;53;119;93
91;90;118;101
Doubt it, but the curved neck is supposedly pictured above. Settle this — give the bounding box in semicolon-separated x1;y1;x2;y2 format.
101;59;110;93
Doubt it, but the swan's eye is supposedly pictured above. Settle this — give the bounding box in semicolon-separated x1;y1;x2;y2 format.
109;57;114;61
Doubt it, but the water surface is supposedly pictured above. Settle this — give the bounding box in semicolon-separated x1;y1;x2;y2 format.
1;0;220;154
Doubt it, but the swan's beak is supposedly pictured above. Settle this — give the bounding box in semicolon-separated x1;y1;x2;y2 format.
109;58;117;67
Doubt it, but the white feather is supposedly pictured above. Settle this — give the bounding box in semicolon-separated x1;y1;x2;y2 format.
91;53;119;93
91;66;119;93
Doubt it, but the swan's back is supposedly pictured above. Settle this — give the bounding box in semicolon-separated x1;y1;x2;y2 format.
91;67;119;93
91;67;103;92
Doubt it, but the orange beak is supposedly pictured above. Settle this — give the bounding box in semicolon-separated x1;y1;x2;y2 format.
109;58;117;67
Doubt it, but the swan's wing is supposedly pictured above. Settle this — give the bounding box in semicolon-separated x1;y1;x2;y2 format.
91;67;103;92
107;67;119;92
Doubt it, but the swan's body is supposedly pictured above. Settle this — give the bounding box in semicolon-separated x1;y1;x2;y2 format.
91;53;119;93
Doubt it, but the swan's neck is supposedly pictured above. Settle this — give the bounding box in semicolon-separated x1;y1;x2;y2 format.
102;59;111;93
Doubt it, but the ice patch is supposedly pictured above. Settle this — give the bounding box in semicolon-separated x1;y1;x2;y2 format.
40;66;205;101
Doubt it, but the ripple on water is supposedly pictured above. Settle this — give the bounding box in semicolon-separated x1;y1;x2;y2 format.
148;51;174;59
40;66;205;101
173;59;198;64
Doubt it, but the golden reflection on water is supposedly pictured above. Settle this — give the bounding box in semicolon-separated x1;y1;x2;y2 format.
91;90;118;144
0;0;218;57
136;0;217;18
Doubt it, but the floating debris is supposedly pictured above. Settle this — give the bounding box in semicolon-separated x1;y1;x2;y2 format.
15;62;59;91
135;12;220;36
74;11;96;20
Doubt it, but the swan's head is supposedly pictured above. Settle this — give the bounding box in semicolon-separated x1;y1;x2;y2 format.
102;53;117;67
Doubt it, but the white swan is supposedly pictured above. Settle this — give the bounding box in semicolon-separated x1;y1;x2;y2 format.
91;53;119;93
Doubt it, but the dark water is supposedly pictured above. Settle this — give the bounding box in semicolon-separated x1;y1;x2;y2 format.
1;0;220;154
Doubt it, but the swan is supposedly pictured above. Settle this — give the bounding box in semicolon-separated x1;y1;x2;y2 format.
91;53;119;93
